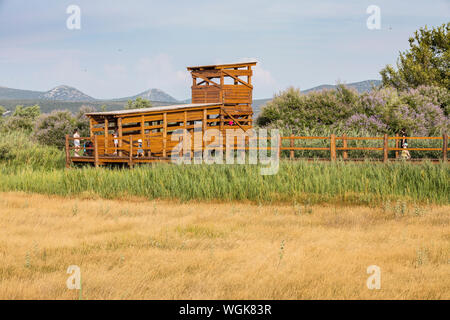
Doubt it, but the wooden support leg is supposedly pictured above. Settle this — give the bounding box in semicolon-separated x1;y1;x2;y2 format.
342;134;348;160
330;134;336;161
94;135;99;168
290;134;294;160
129;136;133;168
395;133;399;159
383;134;389;163
443;133;448;162
65;134;70;168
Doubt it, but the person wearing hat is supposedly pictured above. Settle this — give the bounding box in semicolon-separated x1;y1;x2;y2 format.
137;138;144;158
400;142;411;160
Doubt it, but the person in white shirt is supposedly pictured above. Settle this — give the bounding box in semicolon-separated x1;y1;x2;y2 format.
73;128;81;157
113;128;119;155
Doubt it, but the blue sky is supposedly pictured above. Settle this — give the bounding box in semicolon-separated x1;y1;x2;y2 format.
0;0;448;100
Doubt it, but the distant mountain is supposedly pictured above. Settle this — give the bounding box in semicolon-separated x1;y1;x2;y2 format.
0;85;95;102
0;86;42;100
113;88;179;103
302;80;382;94
0;85;178;103
40;85;95;102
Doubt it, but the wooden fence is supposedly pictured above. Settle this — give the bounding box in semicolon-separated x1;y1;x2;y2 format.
66;133;449;167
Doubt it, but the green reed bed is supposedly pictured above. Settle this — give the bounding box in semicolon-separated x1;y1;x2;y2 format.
0;161;448;205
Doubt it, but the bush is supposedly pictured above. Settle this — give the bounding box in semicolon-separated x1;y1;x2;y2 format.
35;110;75;149
0;130;64;170
4;105;41;133
258;85;450;136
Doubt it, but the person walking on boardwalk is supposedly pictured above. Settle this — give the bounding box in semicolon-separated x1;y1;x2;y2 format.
399;128;408;148
400;142;411;160
113;128;119;155
73;128;81;157
137;139;144;158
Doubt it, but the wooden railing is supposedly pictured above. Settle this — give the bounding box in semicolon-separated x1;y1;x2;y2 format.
66;133;449;167
281;133;448;162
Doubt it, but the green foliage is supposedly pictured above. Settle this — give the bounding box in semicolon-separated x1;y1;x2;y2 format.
256;85;358;130
125;97;153;110
380;23;450;89
34;110;75;149
257;84;450;137
0;106;6;127
0;130;64;170
4;105;41;133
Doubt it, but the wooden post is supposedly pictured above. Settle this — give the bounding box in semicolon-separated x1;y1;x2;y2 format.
219;111;224;133
395;133;399;159
383;134;389;163
89;118;94;137
65;134;70;168
184;111;188;159
179;135;183;159
290;134;294;160
342;134;348;160
162;112;167;157
118;118;123;157
220;71;224;103
104;118;109;155
330;134;336;161
94;135;99;168
443;133;448;162
129;136;133;167
278;135;282;160
202;108;207;153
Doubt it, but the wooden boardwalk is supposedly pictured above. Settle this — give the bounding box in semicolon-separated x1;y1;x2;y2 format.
66;133;449;167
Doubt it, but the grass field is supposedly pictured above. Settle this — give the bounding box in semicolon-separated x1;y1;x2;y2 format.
0;192;448;299
1;161;449;205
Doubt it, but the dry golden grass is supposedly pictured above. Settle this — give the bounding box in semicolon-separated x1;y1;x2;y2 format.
0;192;448;300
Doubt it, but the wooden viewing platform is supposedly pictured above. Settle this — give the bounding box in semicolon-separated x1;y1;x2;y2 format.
65;61;448;167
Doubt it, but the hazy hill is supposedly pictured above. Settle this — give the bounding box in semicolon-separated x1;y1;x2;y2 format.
113;88;178;103
302;80;381;94
40;85;95;102
0;86;42;100
0;85;177;103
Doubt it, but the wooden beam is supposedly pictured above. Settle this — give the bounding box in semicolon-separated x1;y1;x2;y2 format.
163;112;167;157
118;117;123;157
65;134;70;168
94;135;99;168
330;134;336;161
89;118;94;137
395;133;399;158
222;69;253;89
222;109;247;132
104;118;109;155
290;134;294;160
202;108;207;151
191;72;221;88
184;111;188;157
443;133;448;162
129;136;133;167
383;134;389;163
342;134;348;160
